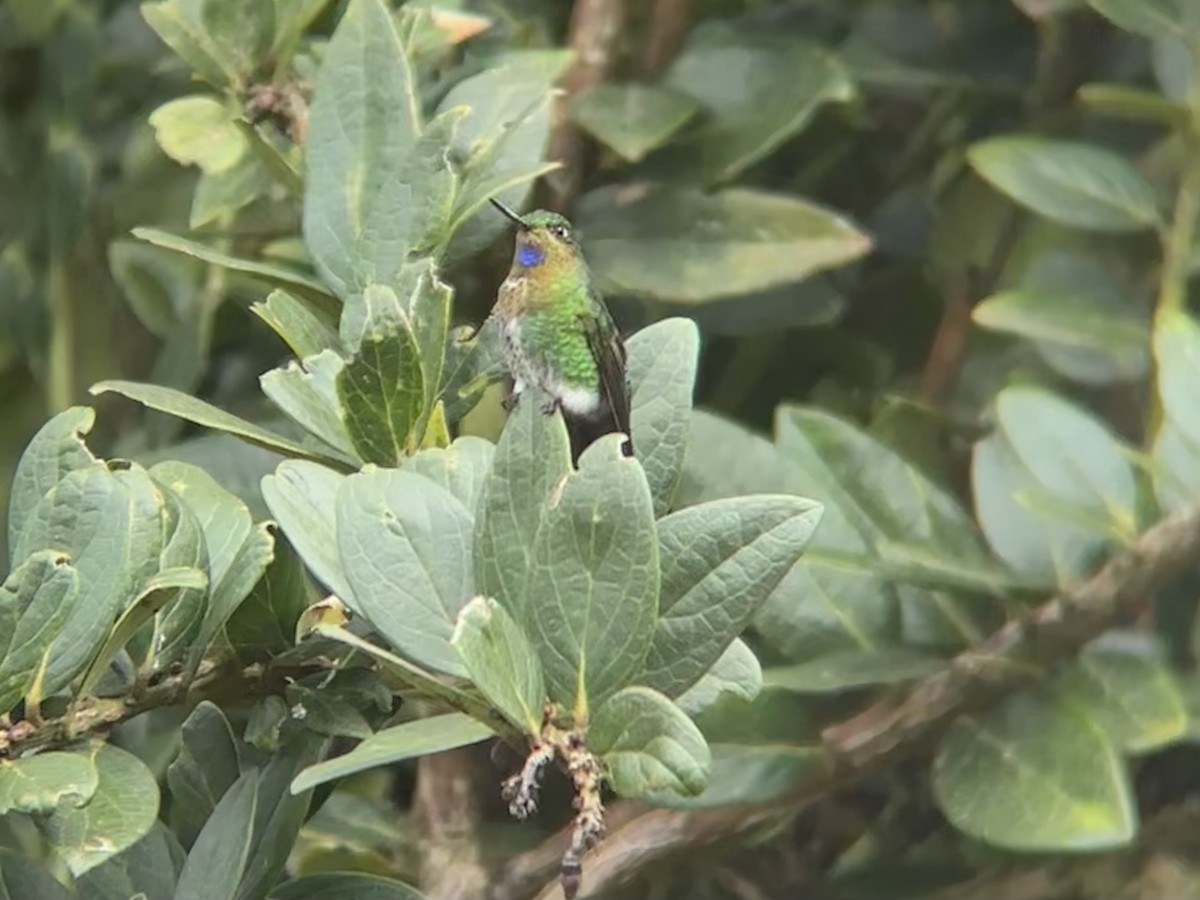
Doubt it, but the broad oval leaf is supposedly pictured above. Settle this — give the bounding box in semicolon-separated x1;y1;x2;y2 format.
967;137;1160;232
403;436;495;514
452;596;545;735
172;769;258;900
291;713;495;794
261;460;353;604
0;751;98;815
524;436;660;717
260;352;355;458
251;289;339;360
576;184;872;304
571;83;699;163
933;691;1136;851
589;686;712;799
674;638;763;718
336;469;474;675
41;745;161;876
763;648;943;694
640;495;822;699
626;318;700;516
148;95;245;173
166;701;244;850
0;552;80;715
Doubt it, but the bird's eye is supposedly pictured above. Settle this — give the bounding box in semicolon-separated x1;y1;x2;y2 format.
552;225;569;240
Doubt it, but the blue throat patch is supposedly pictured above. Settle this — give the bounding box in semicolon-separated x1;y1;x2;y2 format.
518;245;545;268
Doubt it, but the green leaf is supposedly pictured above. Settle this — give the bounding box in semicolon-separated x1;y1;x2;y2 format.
173;769;258;900
42;745;160;876
261;460;353;603
287;684;372;739
0;852;75;900
972;385;1137;586
76;567;207;699
1076;82;1190;124
194;523;275;673
7;406;96;559
661;22;855;184
933;691;1136;851
403;436;495;514
251;289;339;360
1088;0;1200;40
1155;308;1200;449
0;752;97;815
303;0;456;299
452;596;545;735
576;184;872;303
336;469;474;675
764;648;943;694
474;396;573;621
141;0;236;87
148;485;211;671
675;409;801;506
336;294;425;465
189;152;271;229
1056;637;1188;753
73;821;185;900
15;463;164;693
524;435;659;717
271;873;429;900
438;50;572;262
967;137;1160;232
148;95;245;173
290;713;494;794
131;228;337;317
200;0;274;83
674;638;762;718
571;83;698;163
91;380;344;463
1152;418;1200;512
227;540;316;663
590;686;711;798
641;496;822;699
0;552;80;715
973;288;1148;384
167;702;243;850
625;318;699;516
260;351;355;458
150;461;252;591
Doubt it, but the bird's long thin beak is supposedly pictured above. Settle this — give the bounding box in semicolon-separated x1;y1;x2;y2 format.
489;197;528;230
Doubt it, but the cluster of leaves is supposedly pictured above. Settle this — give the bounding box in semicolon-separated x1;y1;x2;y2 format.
3;0;1200;898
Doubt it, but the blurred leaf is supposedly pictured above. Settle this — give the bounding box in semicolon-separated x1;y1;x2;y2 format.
673;638;762;718
661;22;855;185
261;460;353;603
1056;637;1187;753
474;396;572;622
967;137;1160;232
303;0;456;299
0;552;79;715
764;648;943;694
190;152;271;229
641;496;822;699
1076;82;1189;124
577;184;872;303
108;241;199;340
625;318;699;515
571;83;698;163
91;380;345;463
290;713;494;794
1155;309;1200;449
15;463;164;693
972;385;1136;587
0;851;75;900
0;751;97;815
1152;418;1200;512
42;745;160;876
933;691;1135;851
7;406;96;558
73;821;185;900
452;596;545;735
271;873;428;900
524;435;659;716
201;0;275;84
132;228;337;316
336;469;474;675
1087;0;1200;40
973;289;1148;384
142;0;238;87
261;352;355;458
682;279;846;338
251;289;340;359
270;0;330;58
149;96;246;174
590;687;711;798
167;702;244;850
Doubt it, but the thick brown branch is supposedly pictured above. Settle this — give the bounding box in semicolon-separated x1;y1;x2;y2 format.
415;746;489;900
638;0;691;76
542;0;626;211
509;503;1200;899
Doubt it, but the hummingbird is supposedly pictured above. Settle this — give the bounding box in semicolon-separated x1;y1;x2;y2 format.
488;198;633;463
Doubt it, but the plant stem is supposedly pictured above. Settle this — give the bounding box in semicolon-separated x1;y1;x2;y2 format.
1157;131;1200;319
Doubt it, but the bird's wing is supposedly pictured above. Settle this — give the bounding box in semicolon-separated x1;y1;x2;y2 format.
580;297;633;454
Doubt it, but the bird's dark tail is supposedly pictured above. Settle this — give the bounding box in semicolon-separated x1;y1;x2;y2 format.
564;412;634;465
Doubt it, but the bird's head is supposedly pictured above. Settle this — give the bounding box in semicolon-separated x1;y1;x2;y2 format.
490;199;581;271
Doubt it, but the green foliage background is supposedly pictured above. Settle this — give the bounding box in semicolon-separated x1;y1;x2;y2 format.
3;0;1200;898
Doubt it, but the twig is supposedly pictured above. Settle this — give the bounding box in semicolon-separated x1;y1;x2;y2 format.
917;274;974;405
542;0;626;211
638;0;691;77
415;746;490;900
504;502;1200;899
